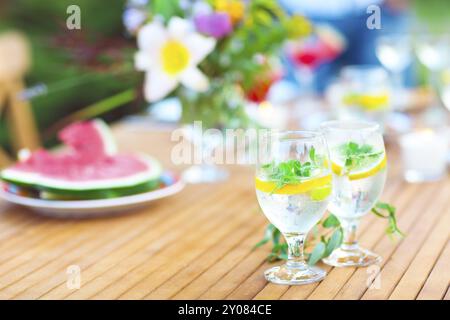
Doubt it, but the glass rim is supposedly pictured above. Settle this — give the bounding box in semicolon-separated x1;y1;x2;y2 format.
269;130;324;141
377;34;412;40
341;64;383;71
341;64;387;78
415;33;450;40
320;120;380;133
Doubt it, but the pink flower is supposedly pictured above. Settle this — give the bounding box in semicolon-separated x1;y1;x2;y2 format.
194;12;232;39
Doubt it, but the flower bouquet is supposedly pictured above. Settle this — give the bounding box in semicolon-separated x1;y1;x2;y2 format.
131;0;311;182
132;0;311;129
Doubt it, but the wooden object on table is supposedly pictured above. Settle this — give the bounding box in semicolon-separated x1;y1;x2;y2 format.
0;123;448;300
0;148;10;167
0;31;40;167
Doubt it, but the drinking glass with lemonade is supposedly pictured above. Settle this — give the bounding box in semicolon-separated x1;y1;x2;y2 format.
320;120;387;267
336;66;391;128
255;131;332;285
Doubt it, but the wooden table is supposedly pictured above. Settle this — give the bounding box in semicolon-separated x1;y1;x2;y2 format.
0;122;448;300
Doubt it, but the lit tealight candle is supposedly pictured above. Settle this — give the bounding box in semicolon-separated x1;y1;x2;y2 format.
399;129;448;182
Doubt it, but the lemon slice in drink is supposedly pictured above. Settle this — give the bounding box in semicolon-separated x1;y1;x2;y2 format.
255;174;332;197
343;93;389;111
331;154;387;180
310;184;332;201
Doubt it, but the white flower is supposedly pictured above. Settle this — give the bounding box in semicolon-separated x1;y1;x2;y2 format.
135;17;216;102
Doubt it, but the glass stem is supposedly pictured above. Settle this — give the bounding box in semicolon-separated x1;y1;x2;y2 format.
285;233;307;269
390;71;404;110
430;70;444;108
392;71;404;91
341;219;359;251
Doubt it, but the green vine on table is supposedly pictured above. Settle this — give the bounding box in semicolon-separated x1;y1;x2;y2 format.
254;202;404;265
371;202;405;239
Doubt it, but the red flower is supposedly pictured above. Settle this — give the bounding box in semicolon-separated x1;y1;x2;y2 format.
246;72;281;103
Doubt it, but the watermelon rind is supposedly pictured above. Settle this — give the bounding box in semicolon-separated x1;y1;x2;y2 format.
92;119;118;156
1;155;162;192
39;179;160;200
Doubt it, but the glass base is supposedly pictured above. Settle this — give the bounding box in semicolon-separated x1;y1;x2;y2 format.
182;164;229;184
322;246;381;267
264;263;326;285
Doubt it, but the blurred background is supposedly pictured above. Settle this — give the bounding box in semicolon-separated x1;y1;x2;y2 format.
0;0;449;182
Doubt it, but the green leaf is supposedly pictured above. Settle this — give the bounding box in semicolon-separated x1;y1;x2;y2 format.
309;147;316;162
261;155;325;192
267;253;279;262
345;158;353;167
376;202;395;211
66;89;136;123
371;201;405;238
308;242;326;265
348;141;358;150
338;141;382;172
253;224;277;249
255;203;403;265
278;252;289;260
266;242;288;262
253;238;270;249
324;228;343;257
272;227;281;244
371;208;388;218
322;214;341;228
151;0;181;21
360;144;373;153
272;243;287;253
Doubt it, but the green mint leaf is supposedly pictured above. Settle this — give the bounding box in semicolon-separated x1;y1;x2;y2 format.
272;226;282;244
322;214;341;228
253;224;280;250
347;142;359;154
345;158;353;167
308;242;326;265
376;202;394;211
266;242;288;262
371;201;405;238
309;147;316;162
253;238;270;249
278;252;289;260
261;156;323;192
338;141;382;172
267;253;279;262
256;203;404;265
324;228;343;257
371;208;388;218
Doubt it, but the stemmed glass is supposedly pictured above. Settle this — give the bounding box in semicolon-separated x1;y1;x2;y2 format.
320;120;387;267
441;73;450;112
375;35;413;109
336;65;391;128
255;131;332;285
415;34;450;125
415;34;450;83
181;123;228;184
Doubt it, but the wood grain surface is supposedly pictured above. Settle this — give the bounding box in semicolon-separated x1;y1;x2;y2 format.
0;122;448;300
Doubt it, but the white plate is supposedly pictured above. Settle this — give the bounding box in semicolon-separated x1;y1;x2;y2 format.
0;179;185;218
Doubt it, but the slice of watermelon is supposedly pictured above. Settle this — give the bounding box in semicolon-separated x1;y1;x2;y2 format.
58;119;118;163
0;119;162;199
